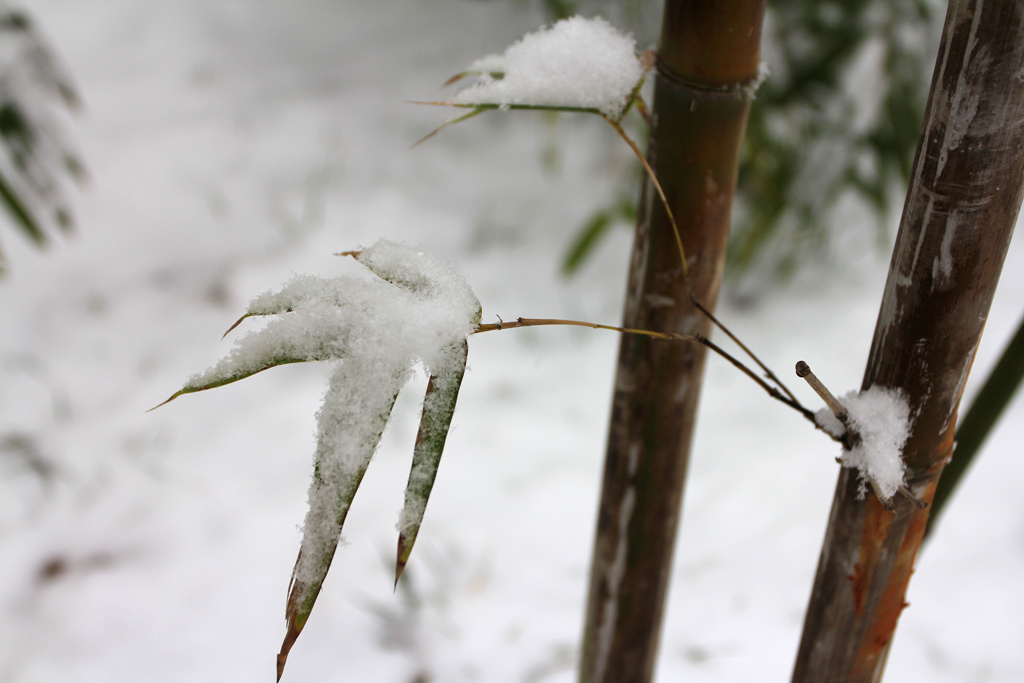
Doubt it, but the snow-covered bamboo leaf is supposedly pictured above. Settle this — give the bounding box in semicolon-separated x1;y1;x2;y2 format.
352;243;483;324
156;239;482;680
277;361;405;681
434;16;648;125
220;275;350;338
395;338;468;584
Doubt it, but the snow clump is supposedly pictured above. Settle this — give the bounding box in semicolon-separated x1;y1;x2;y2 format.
451;16;645;119
816;386;912;500
179;239;481;602
185;239;480;392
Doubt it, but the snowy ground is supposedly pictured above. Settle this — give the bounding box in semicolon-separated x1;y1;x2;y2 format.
1;2;1022;682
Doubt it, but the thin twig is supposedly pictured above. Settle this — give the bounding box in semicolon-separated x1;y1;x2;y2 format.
796;361;927;512
415;94;805;432
692;299;802;405
474;317;817;422
601;114;690;287
795;360;858;448
633;94;651;126
898;485;929;510
871;480;896;512
601;114;808;415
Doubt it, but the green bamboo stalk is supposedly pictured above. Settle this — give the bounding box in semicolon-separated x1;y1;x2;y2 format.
578;2;766;681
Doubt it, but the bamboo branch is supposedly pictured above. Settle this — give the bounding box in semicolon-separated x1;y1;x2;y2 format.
602;114;690;287
602;115;802;410
474;317;817;422
795;361;850;426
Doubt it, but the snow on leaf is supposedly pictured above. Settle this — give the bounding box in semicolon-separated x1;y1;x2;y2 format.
815;386;913;501
449;16;646;121
152;239;481;680
155;242;481;409
395;338;468;585
278;361;404;681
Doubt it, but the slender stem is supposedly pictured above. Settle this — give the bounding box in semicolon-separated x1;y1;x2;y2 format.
601;114;690;287
694;298;802;404
897;485;928;510
474;317;817;422
418;75;803;432
603;114;806;411
634;94;651;126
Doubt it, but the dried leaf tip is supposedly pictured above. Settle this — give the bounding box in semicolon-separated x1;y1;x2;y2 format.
276;618;301;682
221;313;250;340
146;389;185;412
394;538;409;590
443;72;470;87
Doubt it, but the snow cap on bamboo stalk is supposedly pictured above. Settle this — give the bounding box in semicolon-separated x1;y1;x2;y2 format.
451;16;645;119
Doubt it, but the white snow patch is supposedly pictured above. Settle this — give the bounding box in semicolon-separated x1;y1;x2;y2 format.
182;239;481;590
816;386;912;500
294;359;407;589
187;239;481;390
451;16;644;119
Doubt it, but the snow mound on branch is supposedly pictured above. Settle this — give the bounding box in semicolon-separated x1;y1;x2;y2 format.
451;16;644;119
816;386;912;500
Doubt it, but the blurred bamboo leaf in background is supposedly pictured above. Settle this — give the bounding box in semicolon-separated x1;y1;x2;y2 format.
0;8;82;276
544;0;940;289
732;0;939;288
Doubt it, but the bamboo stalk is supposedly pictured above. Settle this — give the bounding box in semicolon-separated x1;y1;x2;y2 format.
791;2;1024;680
578;2;766;681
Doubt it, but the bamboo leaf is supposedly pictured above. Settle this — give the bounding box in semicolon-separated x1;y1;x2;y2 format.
926;310;1024;537
442;70;505;87
278;363;405;682
395;339;468;585
0;167;45;246
154;241;482;678
150;356;310;410
562;210;612;275
410;106;488;148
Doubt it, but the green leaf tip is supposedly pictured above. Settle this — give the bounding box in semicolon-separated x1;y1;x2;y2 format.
395;339;468;585
149;356;310;412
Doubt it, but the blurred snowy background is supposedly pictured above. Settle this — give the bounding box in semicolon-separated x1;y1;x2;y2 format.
0;2;1022;682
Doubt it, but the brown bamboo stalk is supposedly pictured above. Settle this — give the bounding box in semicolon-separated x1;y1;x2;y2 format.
791;2;1024;681
578;2;766;681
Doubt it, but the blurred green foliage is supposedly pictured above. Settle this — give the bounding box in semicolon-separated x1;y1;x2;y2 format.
546;0;941;284
732;0;939;282
926;312;1024;538
0;8;82;276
